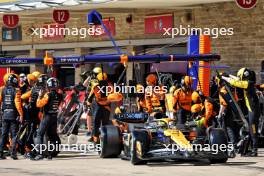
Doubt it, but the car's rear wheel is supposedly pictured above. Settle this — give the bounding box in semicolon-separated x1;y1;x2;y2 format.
100;125;122;158
208;128;228;164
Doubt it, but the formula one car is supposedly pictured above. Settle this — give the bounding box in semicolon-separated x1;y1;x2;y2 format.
99;112;148;158
100;113;229;165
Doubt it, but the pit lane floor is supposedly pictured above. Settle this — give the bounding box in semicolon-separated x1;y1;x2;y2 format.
0;133;263;176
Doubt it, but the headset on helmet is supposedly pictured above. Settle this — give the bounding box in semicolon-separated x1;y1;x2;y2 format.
47;77;59;89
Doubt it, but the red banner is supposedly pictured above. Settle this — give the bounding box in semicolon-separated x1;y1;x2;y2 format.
53;10;70;24
144;14;173;34
0;68;8;86
3;14;19;28
92;18;116;37
43;23;65;40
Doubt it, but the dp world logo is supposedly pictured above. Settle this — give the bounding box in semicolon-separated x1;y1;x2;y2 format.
235;0;258;9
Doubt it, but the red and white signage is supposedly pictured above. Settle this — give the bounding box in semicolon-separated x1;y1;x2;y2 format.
145;14;173;34
53;10;70;24
235;0;258;9
43;23;65;40
3;14;19;28
92;18;116;37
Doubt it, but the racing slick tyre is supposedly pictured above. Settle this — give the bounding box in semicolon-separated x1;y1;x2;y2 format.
100;125;122;158
130;130;150;165
208;128;228;164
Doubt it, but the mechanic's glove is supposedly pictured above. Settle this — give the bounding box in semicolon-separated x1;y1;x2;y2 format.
185;121;197;128
16;116;23;124
196;117;206;128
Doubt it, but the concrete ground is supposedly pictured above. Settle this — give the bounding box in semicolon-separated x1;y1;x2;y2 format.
0;134;263;176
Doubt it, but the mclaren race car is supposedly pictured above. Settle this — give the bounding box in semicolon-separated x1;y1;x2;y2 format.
99;113;229;165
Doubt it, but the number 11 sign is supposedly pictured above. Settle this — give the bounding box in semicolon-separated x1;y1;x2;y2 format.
3;14;19;28
53;10;70;24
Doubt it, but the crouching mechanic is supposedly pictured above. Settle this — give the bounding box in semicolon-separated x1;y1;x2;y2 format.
189;91;218;128
221;68;260;156
0;74;23;160
87;72;112;143
33;78;62;160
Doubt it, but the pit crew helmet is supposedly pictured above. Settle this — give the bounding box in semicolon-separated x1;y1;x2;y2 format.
37;74;49;86
93;67;102;74
146;74;157;86
47;77;59;89
7;74;19;87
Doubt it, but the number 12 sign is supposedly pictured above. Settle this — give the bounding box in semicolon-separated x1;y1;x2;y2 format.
3;14;19;28
53;10;70;24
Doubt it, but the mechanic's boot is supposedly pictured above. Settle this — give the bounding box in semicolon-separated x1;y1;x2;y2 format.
5;151;11;156
249;149;258;157
0;151;6;160
47;155;52;160
32;155;44;161
11;153;18;160
24;152;35;159
228;150;236;158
